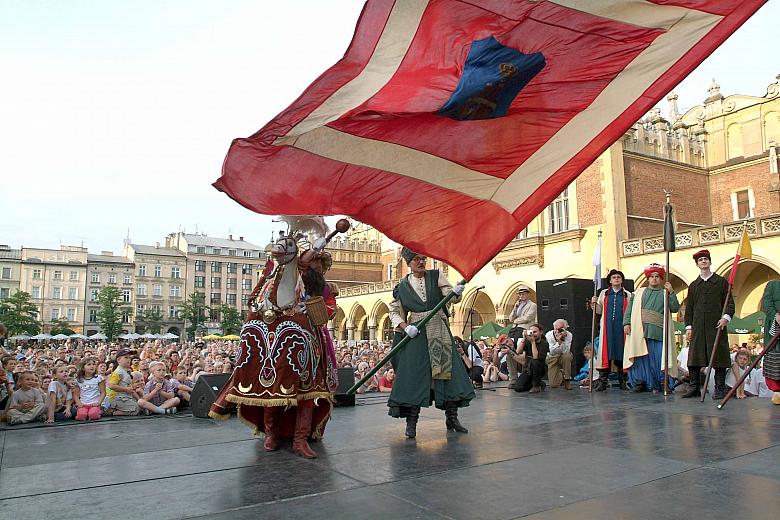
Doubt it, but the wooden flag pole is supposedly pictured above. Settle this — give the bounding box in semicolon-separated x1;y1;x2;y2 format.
346;279;466;395
589;230;602;393
662;191;672;397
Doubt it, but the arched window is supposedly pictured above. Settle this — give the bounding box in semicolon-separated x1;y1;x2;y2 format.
726;123;743;159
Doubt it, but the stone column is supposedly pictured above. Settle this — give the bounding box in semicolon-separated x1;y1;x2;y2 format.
369;325;377;341
347;326;355;341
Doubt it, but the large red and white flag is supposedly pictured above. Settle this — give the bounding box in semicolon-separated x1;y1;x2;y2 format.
214;0;765;279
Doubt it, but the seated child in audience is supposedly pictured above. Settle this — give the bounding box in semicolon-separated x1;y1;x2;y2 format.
5;371;47;425
0;363;12;413
574;344;598;387
172;367;193;406
726;347;754;399
107;350;140;416
138;361;180;414
2;357;18;406
74;357;106;421
46;365;76;423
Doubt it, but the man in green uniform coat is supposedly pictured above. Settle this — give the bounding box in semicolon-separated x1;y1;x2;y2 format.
388;247;475;439
683;249;735;399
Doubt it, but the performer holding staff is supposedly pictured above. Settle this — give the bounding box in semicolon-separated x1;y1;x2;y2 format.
387;247;474;439
682;249;735;399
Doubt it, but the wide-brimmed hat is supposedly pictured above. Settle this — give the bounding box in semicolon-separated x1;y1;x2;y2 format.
605;269;625;281
517;285;531;293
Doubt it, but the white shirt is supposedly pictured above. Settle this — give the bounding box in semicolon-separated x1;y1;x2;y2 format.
389;271;459;329
77;375;104;405
677;347;689;373
546;329;572;356
467;344;484;368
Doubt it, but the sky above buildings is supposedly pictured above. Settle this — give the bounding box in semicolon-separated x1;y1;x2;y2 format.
1;1;777;254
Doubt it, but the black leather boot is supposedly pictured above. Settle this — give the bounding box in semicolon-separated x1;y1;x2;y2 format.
631;380;647;393
444;403;468;433
405;406;420;439
682;366;701;398
618;372;628;391
712;368;727;400
594;371;609;392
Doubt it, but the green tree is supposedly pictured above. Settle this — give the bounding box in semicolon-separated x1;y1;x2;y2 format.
0;291;41;336
179;292;208;340
49;318;76;336
136;308;164;334
96;286;129;340
216;304;242;335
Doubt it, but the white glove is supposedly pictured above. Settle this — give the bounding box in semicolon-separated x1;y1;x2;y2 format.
404;324;419;338
452;283;465;296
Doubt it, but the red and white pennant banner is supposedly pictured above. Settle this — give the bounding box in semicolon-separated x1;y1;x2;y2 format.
214;0;765;279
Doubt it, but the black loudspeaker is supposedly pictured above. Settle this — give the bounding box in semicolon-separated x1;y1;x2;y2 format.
335;367;356;407
536;278;597;380
191;373;231;418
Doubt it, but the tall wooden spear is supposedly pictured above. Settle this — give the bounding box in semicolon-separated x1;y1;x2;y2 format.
662;191;675;396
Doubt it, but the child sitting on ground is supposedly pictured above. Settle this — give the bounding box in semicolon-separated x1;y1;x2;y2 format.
726;347;754;399
74;357;106;421
5;371;47;425
106;350;140;416
138;361;180;414
574;344;599;387
172;367;193;407
46;365;76;423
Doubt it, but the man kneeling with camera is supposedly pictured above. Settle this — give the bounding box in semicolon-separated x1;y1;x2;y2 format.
545;319;574;390
512;324;549;393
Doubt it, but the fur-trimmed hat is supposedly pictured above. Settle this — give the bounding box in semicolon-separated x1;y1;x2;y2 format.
693;249;711;262
400;246;422;264
643;263;666;279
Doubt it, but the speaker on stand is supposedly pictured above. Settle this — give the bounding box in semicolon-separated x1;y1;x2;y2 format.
191;373;231;418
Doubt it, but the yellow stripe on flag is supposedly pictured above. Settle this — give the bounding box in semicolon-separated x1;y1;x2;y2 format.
728;227;752;285
737;226;752;260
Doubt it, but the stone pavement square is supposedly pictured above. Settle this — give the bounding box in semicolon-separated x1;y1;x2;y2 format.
1;386;778;520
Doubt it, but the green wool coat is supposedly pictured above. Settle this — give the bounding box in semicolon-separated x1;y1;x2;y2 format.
387;270;475;417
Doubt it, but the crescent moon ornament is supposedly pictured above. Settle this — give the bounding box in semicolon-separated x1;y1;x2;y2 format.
237;382;252;393
280;384;294;395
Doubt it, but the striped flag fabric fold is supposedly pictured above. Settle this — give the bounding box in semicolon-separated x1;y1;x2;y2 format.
592;236;602;291
663;202;676;252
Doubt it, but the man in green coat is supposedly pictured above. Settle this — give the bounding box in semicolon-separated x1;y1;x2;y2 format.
388;247;475;439
683;249;735;399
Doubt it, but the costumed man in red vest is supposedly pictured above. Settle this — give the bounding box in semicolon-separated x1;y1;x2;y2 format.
591;269;631;391
683;249;735;399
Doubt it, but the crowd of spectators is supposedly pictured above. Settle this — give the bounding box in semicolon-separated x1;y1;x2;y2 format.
0;339;238;426
2;329;774;427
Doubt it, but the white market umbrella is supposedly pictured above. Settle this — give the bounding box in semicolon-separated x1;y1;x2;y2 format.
51;334;70;340
140;333;157;339
9;334;31;340
32;333;53;340
118;334;131;339
126;333;141;340
163;332;179;339
88;333;107;340
70;334;88;340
